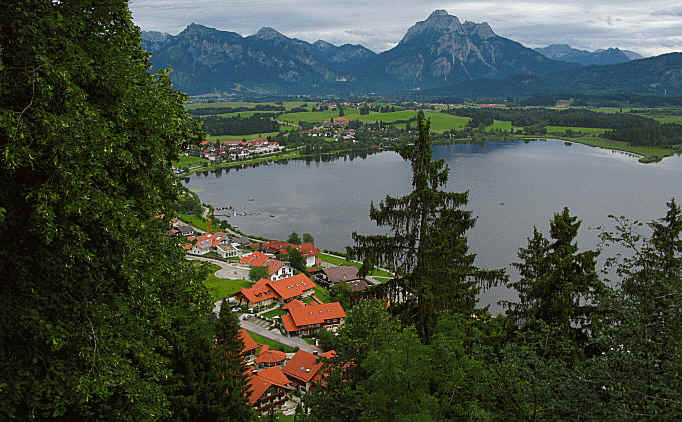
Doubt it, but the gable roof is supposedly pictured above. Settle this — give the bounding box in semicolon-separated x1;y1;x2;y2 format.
347;279;370;292
265;259;286;276
240;251;271;267
255;345;287;365
268;274;317;301
238;329;260;355
240;278;277;304
246;366;293;405
322;266;360;284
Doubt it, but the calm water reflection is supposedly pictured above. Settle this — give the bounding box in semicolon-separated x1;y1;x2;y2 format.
185;140;681;311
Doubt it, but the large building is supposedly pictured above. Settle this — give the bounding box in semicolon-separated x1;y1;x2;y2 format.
280;300;346;336
282;350;336;393
255;240;321;267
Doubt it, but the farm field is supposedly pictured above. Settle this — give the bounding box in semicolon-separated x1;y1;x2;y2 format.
216;110;281;118
546;126;609;135
186;100;310;111
206;132;280;142
647;115;682;123
172;155;209;169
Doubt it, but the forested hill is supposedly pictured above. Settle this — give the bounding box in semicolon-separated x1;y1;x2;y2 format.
423;53;682;98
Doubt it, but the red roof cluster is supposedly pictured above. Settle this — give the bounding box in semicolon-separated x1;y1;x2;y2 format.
259;240;320;259
193;232;230;251
239;278;278;304
238;329;260;355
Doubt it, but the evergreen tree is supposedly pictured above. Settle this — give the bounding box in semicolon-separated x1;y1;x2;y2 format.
286;246;307;273
287;232;301;244
348;113;504;343
302;233;314;244
215;300;252;421
249;265;269;282
504;208;603;352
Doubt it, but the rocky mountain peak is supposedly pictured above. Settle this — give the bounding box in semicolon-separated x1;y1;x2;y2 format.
313;40;336;50
400;10;463;45
462;21;496;39
254;27;287;41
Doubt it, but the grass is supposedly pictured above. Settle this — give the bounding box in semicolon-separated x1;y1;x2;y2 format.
261;307;286;318
277;415;295;422
565;136;677;162
647;115;682;124
177;213;210;231
318;253;393;277
193;262;251;301
546;126;608;135
314;286;330;303
172;155;209;169
216;110;281;118
248;331;296;353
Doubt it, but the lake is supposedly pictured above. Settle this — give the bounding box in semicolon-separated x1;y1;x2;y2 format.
184;140;682;311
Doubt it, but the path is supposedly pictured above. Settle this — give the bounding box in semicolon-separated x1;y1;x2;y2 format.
185;255;250;280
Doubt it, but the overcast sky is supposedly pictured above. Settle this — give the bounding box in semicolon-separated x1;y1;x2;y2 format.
129;0;682;57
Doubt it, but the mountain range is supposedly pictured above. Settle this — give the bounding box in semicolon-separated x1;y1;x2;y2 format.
141;10;681;98
534;44;642;66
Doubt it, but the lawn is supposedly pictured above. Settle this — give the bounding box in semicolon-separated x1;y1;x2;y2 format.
262;307;286;318
314;286;330;303
277;415;295;422
193;262;251;301
567;136;677;162
318;253;394;277
172;155;209;169
248;331;296;353
647;115;682;124
546;126;608;135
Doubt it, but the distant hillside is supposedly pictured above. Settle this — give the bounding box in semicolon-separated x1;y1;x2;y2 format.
422;53;682;97
141;10;573;95
535;44;643;66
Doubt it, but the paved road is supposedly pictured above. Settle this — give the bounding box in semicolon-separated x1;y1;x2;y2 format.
185;255;250;280
212;301;317;352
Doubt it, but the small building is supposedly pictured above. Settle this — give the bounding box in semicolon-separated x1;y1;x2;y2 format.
216;243;240;258
267;274;317;303
241;252;293;281
317;265;362;287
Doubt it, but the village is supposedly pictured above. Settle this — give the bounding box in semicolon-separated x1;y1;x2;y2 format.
170;218;377;417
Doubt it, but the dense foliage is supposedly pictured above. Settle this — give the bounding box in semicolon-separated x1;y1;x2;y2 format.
0;1;249;420
187;104;285;117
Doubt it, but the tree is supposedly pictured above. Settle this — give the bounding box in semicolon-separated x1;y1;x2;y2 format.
329;282;353;310
287;232;301;244
286;246;307;273
357;259;374;279
504;208;603;351
0;1;233;420
347;113;504;343
249;265;269;281
214;300;252;421
302;233;314;244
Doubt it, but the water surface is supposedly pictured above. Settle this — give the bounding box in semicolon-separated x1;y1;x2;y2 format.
185;140;681;311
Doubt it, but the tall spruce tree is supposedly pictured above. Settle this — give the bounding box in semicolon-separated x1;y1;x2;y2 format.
347;113;504;343
504;208;603;352
215;300;252;421
0;1;229;419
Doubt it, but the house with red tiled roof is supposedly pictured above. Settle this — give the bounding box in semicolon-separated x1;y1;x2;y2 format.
241;252;293;281
238;274;316;309
189;232;238;256
267;274;317;302
246;366;294;413
282;350;336;393
239;279;278;309
254;345;287;370
280;300;346;336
